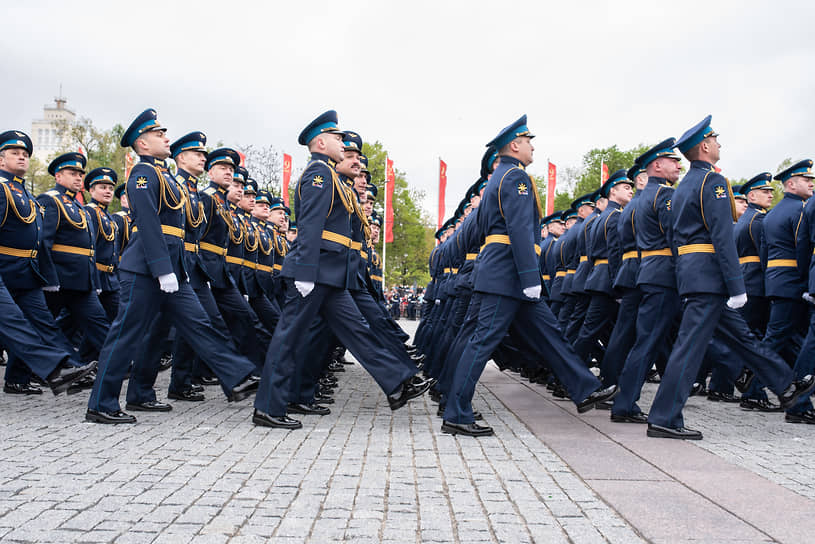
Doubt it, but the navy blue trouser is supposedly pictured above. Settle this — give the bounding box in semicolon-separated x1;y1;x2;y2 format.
254;281;415;417
557;294;576;333
88;272;255;414
566;293;591;343
600;287;641;387
434;287;473;385
788;306;815;414
439;290;480;400
212;285;271;371
573;293;617;365
762;298;807;365
0;277;71;381
4;286;82;384
443;292;601;424
648;294;793;429
612;284;680;417
46;288;110;360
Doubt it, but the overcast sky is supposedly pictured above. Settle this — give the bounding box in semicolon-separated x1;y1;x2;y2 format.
4;0;814;220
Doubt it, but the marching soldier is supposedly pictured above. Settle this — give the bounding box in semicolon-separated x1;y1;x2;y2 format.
84;167;120;321
112;183;132;259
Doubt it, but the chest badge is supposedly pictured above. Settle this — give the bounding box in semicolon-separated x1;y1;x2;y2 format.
713;185;727;199
312;175;324;188
136;177;148;189
517;182;529;196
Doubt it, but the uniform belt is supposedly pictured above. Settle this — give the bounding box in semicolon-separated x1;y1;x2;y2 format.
466;253;478;260
0;245;37;259
452;268;459;274
350;241;362;251
641;248;672;258
739;256;760;265
677;243;715;255
566;269;576;275
594;258;608;266
131;224;184;238
199;242;227;256
482;234;542;256
555;271;566;278
321;230;352;248
184;242;198;253
371;274;383;282
241;259;257;270
273;263;282;271
52;244;93;257
360;251;368;260
767;258;797;268
444;267;452;274
542;274;551;281
257;264;274;273
95;262;114;273
579;255;588;263
622;250;638;260
225;255;243;266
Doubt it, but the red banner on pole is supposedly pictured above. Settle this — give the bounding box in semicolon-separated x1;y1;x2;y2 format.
282;153;292;206
124;152;135;180
385;158;395;243
438;159;447;230
547;162;556;215
237;151;246;167
601;160;609;186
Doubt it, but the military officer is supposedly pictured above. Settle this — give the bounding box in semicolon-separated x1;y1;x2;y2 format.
611;138;682;424
84;167;120;321
0;130;96;393
38;152;111;362
253;111;430;430
442;115;617;437
646;116;815;439
557;192;595;334
112;183;132;259
547;209;576;317
732;185;748;219
86;109;259;424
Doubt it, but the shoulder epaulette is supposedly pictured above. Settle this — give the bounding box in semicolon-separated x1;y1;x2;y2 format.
0;176;7;182
659;183;673;189
86;202;97;208
203;187;217;196
45;190;60;197
115;210;128;217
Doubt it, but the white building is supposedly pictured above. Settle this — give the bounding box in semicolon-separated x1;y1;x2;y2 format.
30;96;76;158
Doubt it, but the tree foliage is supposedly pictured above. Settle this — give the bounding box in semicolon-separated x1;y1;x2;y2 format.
362;141;433;288
242;143;282;195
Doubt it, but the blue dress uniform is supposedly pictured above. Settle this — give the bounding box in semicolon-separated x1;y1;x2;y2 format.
198;149;271;373
252;192;278;300
443;116;612;435
112;184;132;260
84;168;120;321
557;195;593;332
600;163;644;387
38;153;111;360
0;131;90;388
254;111;420;428
87;109;258;423
573;171;632;365
547;209;575;316
647;116;810;438
761;174;809;363
781;160;815;422
566;191;603;342
539;212;562;299
612;139;681;420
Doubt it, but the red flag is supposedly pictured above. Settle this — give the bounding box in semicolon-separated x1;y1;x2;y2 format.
547;162;557;215
282;153;292;206
713;165;722;173
124;152;135;180
237;151;246;167
385;158;395;243
601;160;609;185
438;159;447;230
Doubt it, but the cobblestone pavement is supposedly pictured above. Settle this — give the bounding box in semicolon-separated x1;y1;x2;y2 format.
636;383;815;501
0;348;643;543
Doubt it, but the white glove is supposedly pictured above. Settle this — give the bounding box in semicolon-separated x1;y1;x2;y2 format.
803;292;815;305
96;289;102;295
158;273;179;294
243;294;249;301
295;280;314;298
43;285;59;292
523;285;542;300
726;293;747;309
435;299;441;305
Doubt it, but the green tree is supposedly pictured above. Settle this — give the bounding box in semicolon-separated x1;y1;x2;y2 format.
362;141;432;288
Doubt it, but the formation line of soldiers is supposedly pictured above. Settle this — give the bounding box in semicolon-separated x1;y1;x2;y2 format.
0;108;426;428
416;114;815;439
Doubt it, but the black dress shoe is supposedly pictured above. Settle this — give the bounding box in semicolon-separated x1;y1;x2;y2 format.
158;355;173;372
327;361;345;372
576;385;619;413
785;410;815;424
388;376;432;411
735;368;755;393
168;389;205;402
441;420;494;437
689;382;706;397
252;409;302;429
193;376;220;386
646;423;702;440
85;409;136;424
778;375;815;409
190;384;205;393
314;393;335;404
319;377;338;387
429;389;442;403
411;375;436;388
125;401;173;412
595;400;613;410
645;367;661;383
739;398;782;412
552;385;569;399
47;360;98;396
4;382;43;395
229;375;260;402
707;391;741;403
410;353;426;365
287;403;331;415
611;412;649;424
66;373;96;394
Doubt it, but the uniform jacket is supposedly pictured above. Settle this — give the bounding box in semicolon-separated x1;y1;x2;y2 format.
85;199;120;292
474;156;541;300
734;202;767;297
613;191;640;290
112;207;132;262
175;169;211;290
252;217;276;297
585;201;623;295
199;182;236;289
763;192;807;299
38;184;98;291
672;160;744;297
571;210;601;295
635;177;676;289
558;216;583;296
547;236;566;302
